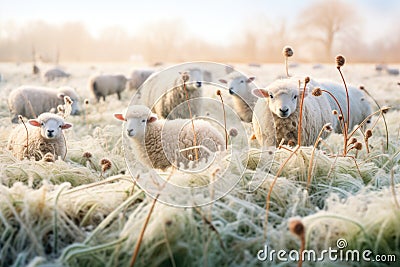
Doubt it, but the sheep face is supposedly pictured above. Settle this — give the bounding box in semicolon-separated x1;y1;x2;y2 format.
220;76;255;96
29;118;72;139
180;69;204;90
252;88;299;118
114;112;157;140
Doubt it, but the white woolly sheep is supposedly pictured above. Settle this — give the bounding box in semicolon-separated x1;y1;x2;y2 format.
89;74;128;102
114;105;225;170
141;68;206;119
43;67;70;81
128;69;154;90
219;76;257;122
311;79;372;133
252;77;335;147
8;85;81;123
7;112;72;160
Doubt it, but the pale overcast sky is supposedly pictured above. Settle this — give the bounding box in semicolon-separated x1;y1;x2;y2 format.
0;0;399;44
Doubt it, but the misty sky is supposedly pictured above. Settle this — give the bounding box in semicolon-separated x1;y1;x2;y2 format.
0;0;399;45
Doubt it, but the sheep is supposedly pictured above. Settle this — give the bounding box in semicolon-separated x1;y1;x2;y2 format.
114;105;225;170
386;67;399;76
140;68;206;119
128;69;154;90
219;76;257;122
43;67;70;81
252;77;334;147
89;74;128;102
7;112;72;160
311;79;372;133
8;85;81;123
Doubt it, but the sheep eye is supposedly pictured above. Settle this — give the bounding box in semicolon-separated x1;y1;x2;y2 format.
240;80;244;83
141;119;146;123
293;95;298;99
269;94;274;99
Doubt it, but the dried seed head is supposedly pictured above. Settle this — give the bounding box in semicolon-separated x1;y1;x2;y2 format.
180;71;190;82
42;152;55;162
287;139;296;147
312;87;322;96
64;96;73;105
83;151;92;159
332;110;338;115
323;123;333;132
336;55;345;68
365;129;373;139
359;85;365;90
216;89;222;96
57;105;65;113
100;158;112;172
349;137;357;144
338;114;343;120
18;115;24;121
84;99;90;105
304;77;310;84
283;46;294;57
354;142;363;150
381;106;390;114
229;127;238;137
288;217;305;237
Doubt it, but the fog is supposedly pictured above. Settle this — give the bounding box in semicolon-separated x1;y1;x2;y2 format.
0;0;399;63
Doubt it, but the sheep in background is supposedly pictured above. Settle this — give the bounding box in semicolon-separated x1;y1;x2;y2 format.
43;67;70;81
141;68;206;119
114;105;225;170
252;77;334;147
7;112;72;160
128;69;154;90
8;85;81;123
219;75;257;122
89;74;128;102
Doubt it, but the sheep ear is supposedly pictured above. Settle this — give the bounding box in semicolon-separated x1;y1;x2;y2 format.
114;113;126;121
28;119;41;127
147;114;157;123
247;77;255;83
252;89;269;98
61;123;72;129
219;79;228;84
57;93;66;99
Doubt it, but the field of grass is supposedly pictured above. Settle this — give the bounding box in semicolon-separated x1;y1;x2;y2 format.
0;61;399;266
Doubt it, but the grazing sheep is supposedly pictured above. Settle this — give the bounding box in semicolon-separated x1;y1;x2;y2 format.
114;105;225;170
311;79;372;133
7;112;72;160
89;74;128;102
128;69;154;90
252;77;334;147
219;76;257;122
8;85;81;123
43;67;70;81
141;68;206;119
386;67;399;76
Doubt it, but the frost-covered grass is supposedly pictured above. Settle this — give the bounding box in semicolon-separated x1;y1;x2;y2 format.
0;62;399;266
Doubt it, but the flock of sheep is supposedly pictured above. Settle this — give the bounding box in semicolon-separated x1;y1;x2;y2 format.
5;60;373;173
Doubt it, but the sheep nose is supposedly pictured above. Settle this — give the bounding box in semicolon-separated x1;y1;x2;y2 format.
196;81;202;87
279;107;289;113
47;130;54;133
127;129;134;136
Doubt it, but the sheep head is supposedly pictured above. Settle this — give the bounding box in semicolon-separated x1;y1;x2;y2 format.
29;113;72;139
114;105;157;140
219;76;255;96
253;81;309;119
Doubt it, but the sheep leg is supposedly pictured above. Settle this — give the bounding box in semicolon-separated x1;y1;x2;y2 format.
117;92;121;100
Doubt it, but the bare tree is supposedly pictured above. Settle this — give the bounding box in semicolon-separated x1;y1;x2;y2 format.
298;0;359;61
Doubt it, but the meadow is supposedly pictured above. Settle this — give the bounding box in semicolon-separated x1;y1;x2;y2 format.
0;60;399;266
